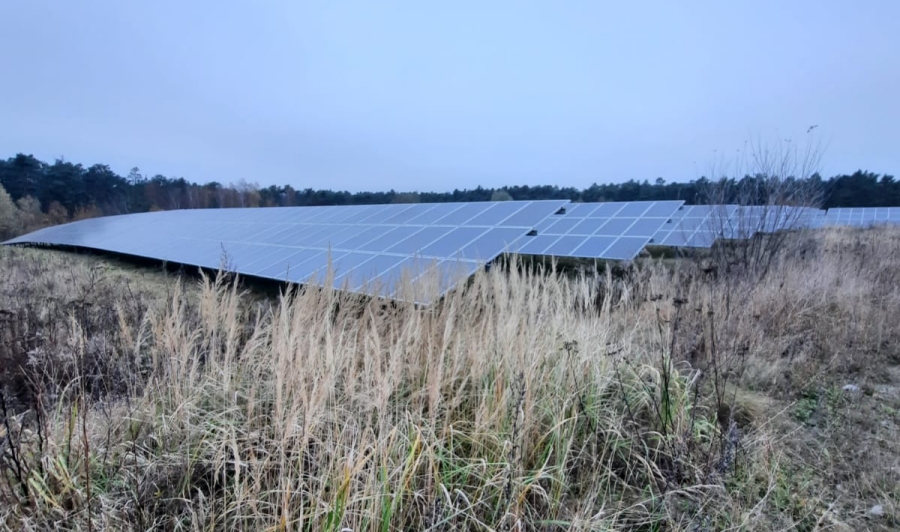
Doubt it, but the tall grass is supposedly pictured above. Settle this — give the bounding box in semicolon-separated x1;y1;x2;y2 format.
1;227;899;531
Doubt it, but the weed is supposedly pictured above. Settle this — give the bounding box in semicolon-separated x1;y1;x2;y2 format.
793;396;818;424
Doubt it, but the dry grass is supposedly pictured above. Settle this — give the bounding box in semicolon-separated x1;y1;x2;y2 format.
1;227;899;531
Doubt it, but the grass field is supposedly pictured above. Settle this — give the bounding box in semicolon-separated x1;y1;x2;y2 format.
1;227;899;531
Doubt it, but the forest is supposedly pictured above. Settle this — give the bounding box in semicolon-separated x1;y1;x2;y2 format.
1;151;898;238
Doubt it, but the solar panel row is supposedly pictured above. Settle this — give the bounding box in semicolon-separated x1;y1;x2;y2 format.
517;200;685;258
799;208;827;229
652;204;739;248
719;205;822;239
533;203;822;252
823;207;900;226
4;201;570;302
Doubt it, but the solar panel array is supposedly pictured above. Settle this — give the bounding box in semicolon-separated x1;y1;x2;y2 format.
823;207;900;227
4;201;569;302
515;200;685;259
5;199;898;301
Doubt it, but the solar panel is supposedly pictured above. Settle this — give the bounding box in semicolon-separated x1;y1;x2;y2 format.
823;207;900;227
652;204;739;247
514;200;685;259
3;200;570;303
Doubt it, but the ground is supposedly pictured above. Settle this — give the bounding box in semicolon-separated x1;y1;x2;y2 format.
1;230;899;531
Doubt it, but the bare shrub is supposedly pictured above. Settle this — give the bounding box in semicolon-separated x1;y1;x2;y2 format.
700;133;827;281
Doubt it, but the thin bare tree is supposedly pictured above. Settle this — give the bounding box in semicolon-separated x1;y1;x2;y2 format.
699;130;827;280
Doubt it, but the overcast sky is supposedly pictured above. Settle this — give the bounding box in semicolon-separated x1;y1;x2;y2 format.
1;1;897;192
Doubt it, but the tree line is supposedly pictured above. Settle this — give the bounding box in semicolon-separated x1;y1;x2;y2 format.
1;151;898;239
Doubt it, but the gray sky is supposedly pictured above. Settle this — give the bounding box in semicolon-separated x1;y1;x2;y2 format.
1;1;897;192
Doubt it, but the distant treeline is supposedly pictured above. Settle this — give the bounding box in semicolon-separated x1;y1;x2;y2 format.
0;152;898;237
